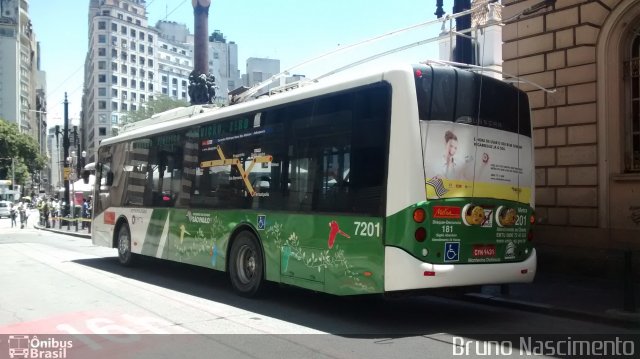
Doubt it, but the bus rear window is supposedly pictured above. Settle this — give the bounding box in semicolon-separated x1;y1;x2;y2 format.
415;65;531;137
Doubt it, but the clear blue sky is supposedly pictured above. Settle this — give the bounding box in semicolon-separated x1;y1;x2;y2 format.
31;0;453;126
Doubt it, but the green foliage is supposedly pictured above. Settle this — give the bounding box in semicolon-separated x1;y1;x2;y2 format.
120;95;190;125
0;119;47;185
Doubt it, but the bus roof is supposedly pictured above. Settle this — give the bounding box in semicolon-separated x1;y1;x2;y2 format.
99;64;406;148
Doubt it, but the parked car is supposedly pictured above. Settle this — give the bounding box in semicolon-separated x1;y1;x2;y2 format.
0;201;10;218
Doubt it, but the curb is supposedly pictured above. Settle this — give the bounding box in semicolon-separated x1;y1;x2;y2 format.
461;292;640;328
34;224;91;239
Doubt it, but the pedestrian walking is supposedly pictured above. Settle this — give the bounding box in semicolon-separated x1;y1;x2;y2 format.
9;203;17;228
19;202;28;229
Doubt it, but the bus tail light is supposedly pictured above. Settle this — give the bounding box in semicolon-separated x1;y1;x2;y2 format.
530;214;535;224
423;271;436;276
413;208;426;223
521;269;528;274
415;227;427;242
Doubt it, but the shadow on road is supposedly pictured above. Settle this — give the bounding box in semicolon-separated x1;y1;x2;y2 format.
72;255;571;338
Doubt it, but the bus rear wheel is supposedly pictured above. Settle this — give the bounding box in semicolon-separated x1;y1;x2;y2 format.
229;231;264;297
117;223;136;266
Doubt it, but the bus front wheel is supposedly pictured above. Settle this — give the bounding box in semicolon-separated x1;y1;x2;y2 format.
229;231;264;297
117;223;136;266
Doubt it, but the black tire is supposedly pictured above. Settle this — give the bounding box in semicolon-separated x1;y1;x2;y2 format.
229;231;264;297
117;223;136;266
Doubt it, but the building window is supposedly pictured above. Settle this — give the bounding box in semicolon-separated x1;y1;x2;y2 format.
172;89;177;97
162;76;168;84
148;59;153;67
131;104;137;111
112;101;118;111
122;90;127;100
121;78;127;86
121;25;127;34
130;54;136;63
139;31;145;40
98;34;106;43
182;80;187;87
140;81;145;90
136;19;141;26
98;48;106;56
130;29;136;37
122;103;128;111
148;34;153;42
98;87;106;96
139;44;144;52
121;64;127;73
98;74;106;83
148;47;153;55
98;101;106;109
213;52;219;59
112;89;118;97
626;31;640;172
99;114;107;123
140;94;146;102
111;62;118;71
131;68;136;76
112;49;117;58
99;127;107;136
172;78;177;85
131;79;136;88
111;75;117;83
162;87;168;94
98;61;106;70
149;84;153;91
112;115;118;124
111;23;117;32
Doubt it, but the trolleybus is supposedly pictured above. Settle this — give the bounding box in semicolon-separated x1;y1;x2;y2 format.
91;63;536;296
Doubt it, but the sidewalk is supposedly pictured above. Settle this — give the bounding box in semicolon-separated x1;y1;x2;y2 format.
35;220;91;239
34;223;640;327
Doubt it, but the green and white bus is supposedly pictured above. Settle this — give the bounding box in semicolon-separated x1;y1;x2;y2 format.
92;63;536;297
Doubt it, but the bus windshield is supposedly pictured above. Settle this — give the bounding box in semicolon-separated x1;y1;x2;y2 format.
415;65;533;204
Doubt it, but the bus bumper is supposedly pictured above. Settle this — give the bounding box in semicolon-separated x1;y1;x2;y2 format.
384;246;536;291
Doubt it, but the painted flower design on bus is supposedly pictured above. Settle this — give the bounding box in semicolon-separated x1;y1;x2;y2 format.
327;220;350;249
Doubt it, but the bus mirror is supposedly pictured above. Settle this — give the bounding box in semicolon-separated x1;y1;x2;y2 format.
81;170;91;184
106;171;114;186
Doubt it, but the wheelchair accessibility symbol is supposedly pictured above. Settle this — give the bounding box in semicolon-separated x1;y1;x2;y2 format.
257;215;266;230
444;242;460;262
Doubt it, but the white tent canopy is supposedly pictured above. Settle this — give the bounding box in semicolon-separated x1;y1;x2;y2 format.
69;175;95;193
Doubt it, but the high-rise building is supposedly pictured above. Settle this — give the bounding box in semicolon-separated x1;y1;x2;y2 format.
156;21;192;102
208;30;241;104
46;126;62;193
0;0;41;138
243;57;280;90
82;0;157;161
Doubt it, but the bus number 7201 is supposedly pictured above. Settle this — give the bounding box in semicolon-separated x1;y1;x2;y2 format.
354;221;381;237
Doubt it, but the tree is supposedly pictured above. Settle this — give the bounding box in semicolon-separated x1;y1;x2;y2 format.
119;95;190;125
0;119;47;185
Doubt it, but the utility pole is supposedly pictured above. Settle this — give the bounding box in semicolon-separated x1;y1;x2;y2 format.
63;93;70;219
